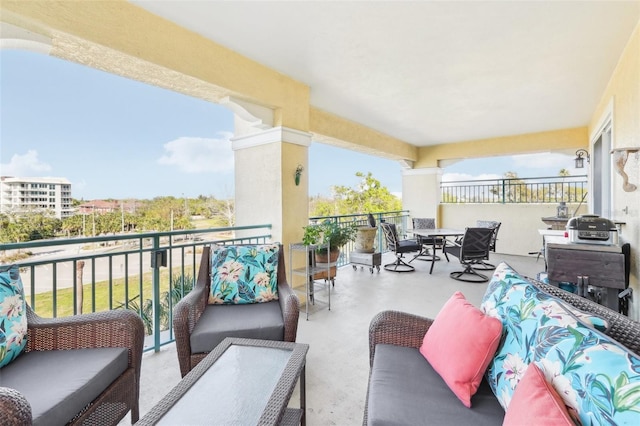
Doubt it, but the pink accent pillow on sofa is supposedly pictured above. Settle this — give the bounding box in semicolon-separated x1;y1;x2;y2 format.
503;363;573;426
419;291;502;407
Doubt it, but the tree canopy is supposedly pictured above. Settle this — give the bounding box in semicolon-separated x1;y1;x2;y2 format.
310;172;401;216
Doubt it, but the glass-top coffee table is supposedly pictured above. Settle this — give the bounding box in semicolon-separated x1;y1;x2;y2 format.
136;338;309;425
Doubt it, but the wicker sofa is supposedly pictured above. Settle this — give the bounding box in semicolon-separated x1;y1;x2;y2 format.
0;305;144;425
364;263;640;425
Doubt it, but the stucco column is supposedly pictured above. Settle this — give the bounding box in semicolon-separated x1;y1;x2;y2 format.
231;127;311;252
402;167;443;225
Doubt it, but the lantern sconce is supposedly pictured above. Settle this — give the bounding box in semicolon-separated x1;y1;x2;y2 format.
574;149;590;169
294;164;304;186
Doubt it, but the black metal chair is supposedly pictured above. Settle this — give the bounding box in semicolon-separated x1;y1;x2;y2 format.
443;227;494;282
473;220;501;270
411;217;442;261
380;222;421;272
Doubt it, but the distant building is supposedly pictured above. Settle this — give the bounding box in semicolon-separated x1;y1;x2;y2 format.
0;176;74;219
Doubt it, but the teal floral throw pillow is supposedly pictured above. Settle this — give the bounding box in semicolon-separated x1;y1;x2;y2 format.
482;262;640;425
0;264;28;368
209;244;280;304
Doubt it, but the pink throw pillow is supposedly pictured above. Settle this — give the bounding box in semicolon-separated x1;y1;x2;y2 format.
420;291;502;407
503;363;574;426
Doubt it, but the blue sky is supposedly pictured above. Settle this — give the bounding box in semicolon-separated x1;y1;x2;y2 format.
1;50;579;200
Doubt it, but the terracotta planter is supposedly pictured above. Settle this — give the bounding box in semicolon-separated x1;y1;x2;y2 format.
315;249;340;264
354;226;377;253
314;249;339;279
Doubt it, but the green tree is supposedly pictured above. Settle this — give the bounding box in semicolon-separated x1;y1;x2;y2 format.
490;171;532;203
0;212;61;242
312;172;401;216
62;214;84;236
206;198;235;227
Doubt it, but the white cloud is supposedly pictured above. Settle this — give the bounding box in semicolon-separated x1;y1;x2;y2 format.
157;132;234;173
510;153;573;171
441;172;502;182
0;150;51;176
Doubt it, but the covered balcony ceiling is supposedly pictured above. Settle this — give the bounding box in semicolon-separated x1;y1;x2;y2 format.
132;1;640;147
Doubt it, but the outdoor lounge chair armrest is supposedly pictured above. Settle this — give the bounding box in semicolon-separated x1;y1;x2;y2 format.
26;307;144;366
277;281;300;342
173;245;212;341
172;283;210;377
0;387;32;425
368;310;434;367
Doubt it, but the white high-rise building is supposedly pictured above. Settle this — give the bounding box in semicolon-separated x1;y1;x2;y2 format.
0;176;74;219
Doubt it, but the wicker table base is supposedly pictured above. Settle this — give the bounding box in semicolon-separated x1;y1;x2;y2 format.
136;338;309;426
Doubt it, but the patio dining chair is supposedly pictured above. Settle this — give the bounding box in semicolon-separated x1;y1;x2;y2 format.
380;222;422;272
173;243;300;377
443;227;494;282
411;217;443;261
474;220;502;270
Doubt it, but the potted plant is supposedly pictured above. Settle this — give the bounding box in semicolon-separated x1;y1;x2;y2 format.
302;220;358;264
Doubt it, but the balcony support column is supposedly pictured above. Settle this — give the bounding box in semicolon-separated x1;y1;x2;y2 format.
402;167;443;224
231;126;311;253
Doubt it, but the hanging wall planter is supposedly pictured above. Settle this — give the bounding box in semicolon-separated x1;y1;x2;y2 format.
295;164;304;186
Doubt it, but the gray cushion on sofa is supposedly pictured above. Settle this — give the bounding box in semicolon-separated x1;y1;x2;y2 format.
367;344;504;426
190;301;284;354
0;347;128;426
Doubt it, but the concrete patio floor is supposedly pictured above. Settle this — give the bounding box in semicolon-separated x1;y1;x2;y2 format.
124;252;544;425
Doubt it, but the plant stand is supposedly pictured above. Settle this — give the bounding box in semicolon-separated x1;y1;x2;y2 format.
289;242;333;320
350;251;382;273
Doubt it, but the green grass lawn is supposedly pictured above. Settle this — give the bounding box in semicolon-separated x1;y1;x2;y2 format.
32;266;195;319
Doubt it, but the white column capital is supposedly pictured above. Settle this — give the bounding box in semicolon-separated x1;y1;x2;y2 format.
221;96;274;130
231;126;312;151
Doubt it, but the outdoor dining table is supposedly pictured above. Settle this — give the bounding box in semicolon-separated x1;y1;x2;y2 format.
409;228;465;274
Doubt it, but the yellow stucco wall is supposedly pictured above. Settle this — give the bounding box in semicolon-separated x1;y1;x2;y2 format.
309;107;417;162
589;21;640;322
415;127;589;168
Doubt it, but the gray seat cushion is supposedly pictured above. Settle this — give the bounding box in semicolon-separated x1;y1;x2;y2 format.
0;347;128;426
367;344;504;426
190;301;284;354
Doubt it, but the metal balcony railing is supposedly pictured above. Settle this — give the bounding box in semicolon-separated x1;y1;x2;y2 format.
1;225;272;353
309;210;410;266
441;175;588;204
0;211;410;352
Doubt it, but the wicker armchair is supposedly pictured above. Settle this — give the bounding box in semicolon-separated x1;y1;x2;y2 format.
173;244;300;377
0;305;144;425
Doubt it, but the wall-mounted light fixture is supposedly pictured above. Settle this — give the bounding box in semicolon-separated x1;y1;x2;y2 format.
574;149;590;169
295;164;304;186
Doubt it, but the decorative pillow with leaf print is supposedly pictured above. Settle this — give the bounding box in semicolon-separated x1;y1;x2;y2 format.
0;264;28;368
208;244;280;304
535;312;640;425
481;262;551;409
481;262;640;425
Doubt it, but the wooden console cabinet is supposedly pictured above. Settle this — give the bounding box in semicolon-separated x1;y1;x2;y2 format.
546;242;630;312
